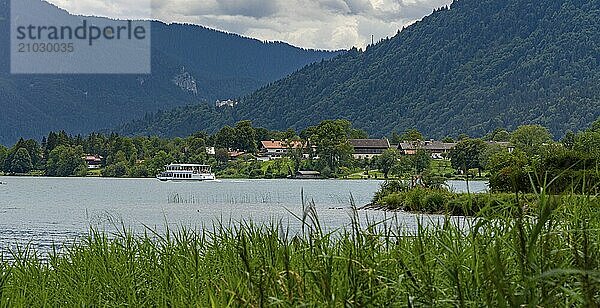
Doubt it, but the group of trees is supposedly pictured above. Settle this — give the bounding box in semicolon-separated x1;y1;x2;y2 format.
447;121;600;194
1;139;42;175
2;118;599;188
0;120;365;178
0;118;438;179
373;119;599;194
373;149;432;179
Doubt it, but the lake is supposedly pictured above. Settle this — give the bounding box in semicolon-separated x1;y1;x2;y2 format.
0;177;488;253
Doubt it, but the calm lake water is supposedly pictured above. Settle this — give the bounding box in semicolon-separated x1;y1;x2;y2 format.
0;177;488;253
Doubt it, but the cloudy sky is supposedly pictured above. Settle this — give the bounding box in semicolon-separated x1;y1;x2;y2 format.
47;0;452;50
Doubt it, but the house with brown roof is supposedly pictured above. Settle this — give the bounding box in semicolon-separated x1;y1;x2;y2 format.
398;140;456;159
349;139;391;159
227;150;246;160
259;140;305;161
83;154;103;169
398;140;515;159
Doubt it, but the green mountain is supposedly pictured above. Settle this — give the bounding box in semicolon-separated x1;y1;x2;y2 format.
0;0;339;145
121;0;600;139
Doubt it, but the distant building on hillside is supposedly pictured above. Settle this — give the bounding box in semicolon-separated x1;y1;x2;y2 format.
215;99;238;108
84;154;103;169
349;139;391;159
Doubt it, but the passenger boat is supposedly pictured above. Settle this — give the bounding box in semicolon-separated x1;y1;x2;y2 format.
157;164;216;181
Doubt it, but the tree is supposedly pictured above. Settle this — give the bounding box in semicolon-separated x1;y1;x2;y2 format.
572;118;600;159
285;139;305;175
129;164;150;178
349;128;369;139
510;125;553;156
46;145;87;177
234;120;257;153
146;150;173;176
449;139;488;176
480;143;505;171
102;162;129;177
561;130;576;150
488;150;530;192
181;136;208;164
377;148;400;179
8;138;43;169
457;134;470;141
215;148;230;165
400;129;423;142
0;145;7;173
44;131;71;157
411;149;432;175
574;131;600;159
389;156;413;177
9;148;33;174
591;117;600;132
107;150;128;167
484;128;511;142
307;120;354;173
442;136;455;143
214;126;237;149
390;131;402;144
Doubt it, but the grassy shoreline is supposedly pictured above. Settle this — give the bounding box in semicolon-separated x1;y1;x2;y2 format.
1;193;599;306
370;185;537;216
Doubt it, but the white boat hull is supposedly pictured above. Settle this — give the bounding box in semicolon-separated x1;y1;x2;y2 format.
157;174;216;181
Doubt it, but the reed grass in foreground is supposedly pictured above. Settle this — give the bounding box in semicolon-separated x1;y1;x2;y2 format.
1;192;599;307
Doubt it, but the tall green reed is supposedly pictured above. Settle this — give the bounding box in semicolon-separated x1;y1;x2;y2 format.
0;188;599;307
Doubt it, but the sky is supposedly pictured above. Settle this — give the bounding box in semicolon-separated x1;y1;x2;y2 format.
46;0;453;50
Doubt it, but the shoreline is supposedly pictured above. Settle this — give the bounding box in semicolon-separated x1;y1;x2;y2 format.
0;173;489;182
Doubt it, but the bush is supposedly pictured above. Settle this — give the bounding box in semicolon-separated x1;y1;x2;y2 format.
423;190;446;212
102;162;129;178
373;184;540;216
129;165;150;178
249;168;264;178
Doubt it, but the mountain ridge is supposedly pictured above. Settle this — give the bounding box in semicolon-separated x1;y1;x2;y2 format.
0;0;340;145
119;0;600;139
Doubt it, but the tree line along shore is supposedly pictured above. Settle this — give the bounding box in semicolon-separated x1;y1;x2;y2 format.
0;118;598;186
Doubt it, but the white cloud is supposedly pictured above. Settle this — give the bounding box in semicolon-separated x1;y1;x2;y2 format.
49;0;153;19
46;0;452;50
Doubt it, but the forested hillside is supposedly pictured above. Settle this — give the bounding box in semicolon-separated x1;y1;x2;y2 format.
0;0;339;145
121;0;600;139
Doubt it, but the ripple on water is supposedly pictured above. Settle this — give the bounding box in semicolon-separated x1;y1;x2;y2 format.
0;177;487;256
0;228;85;258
